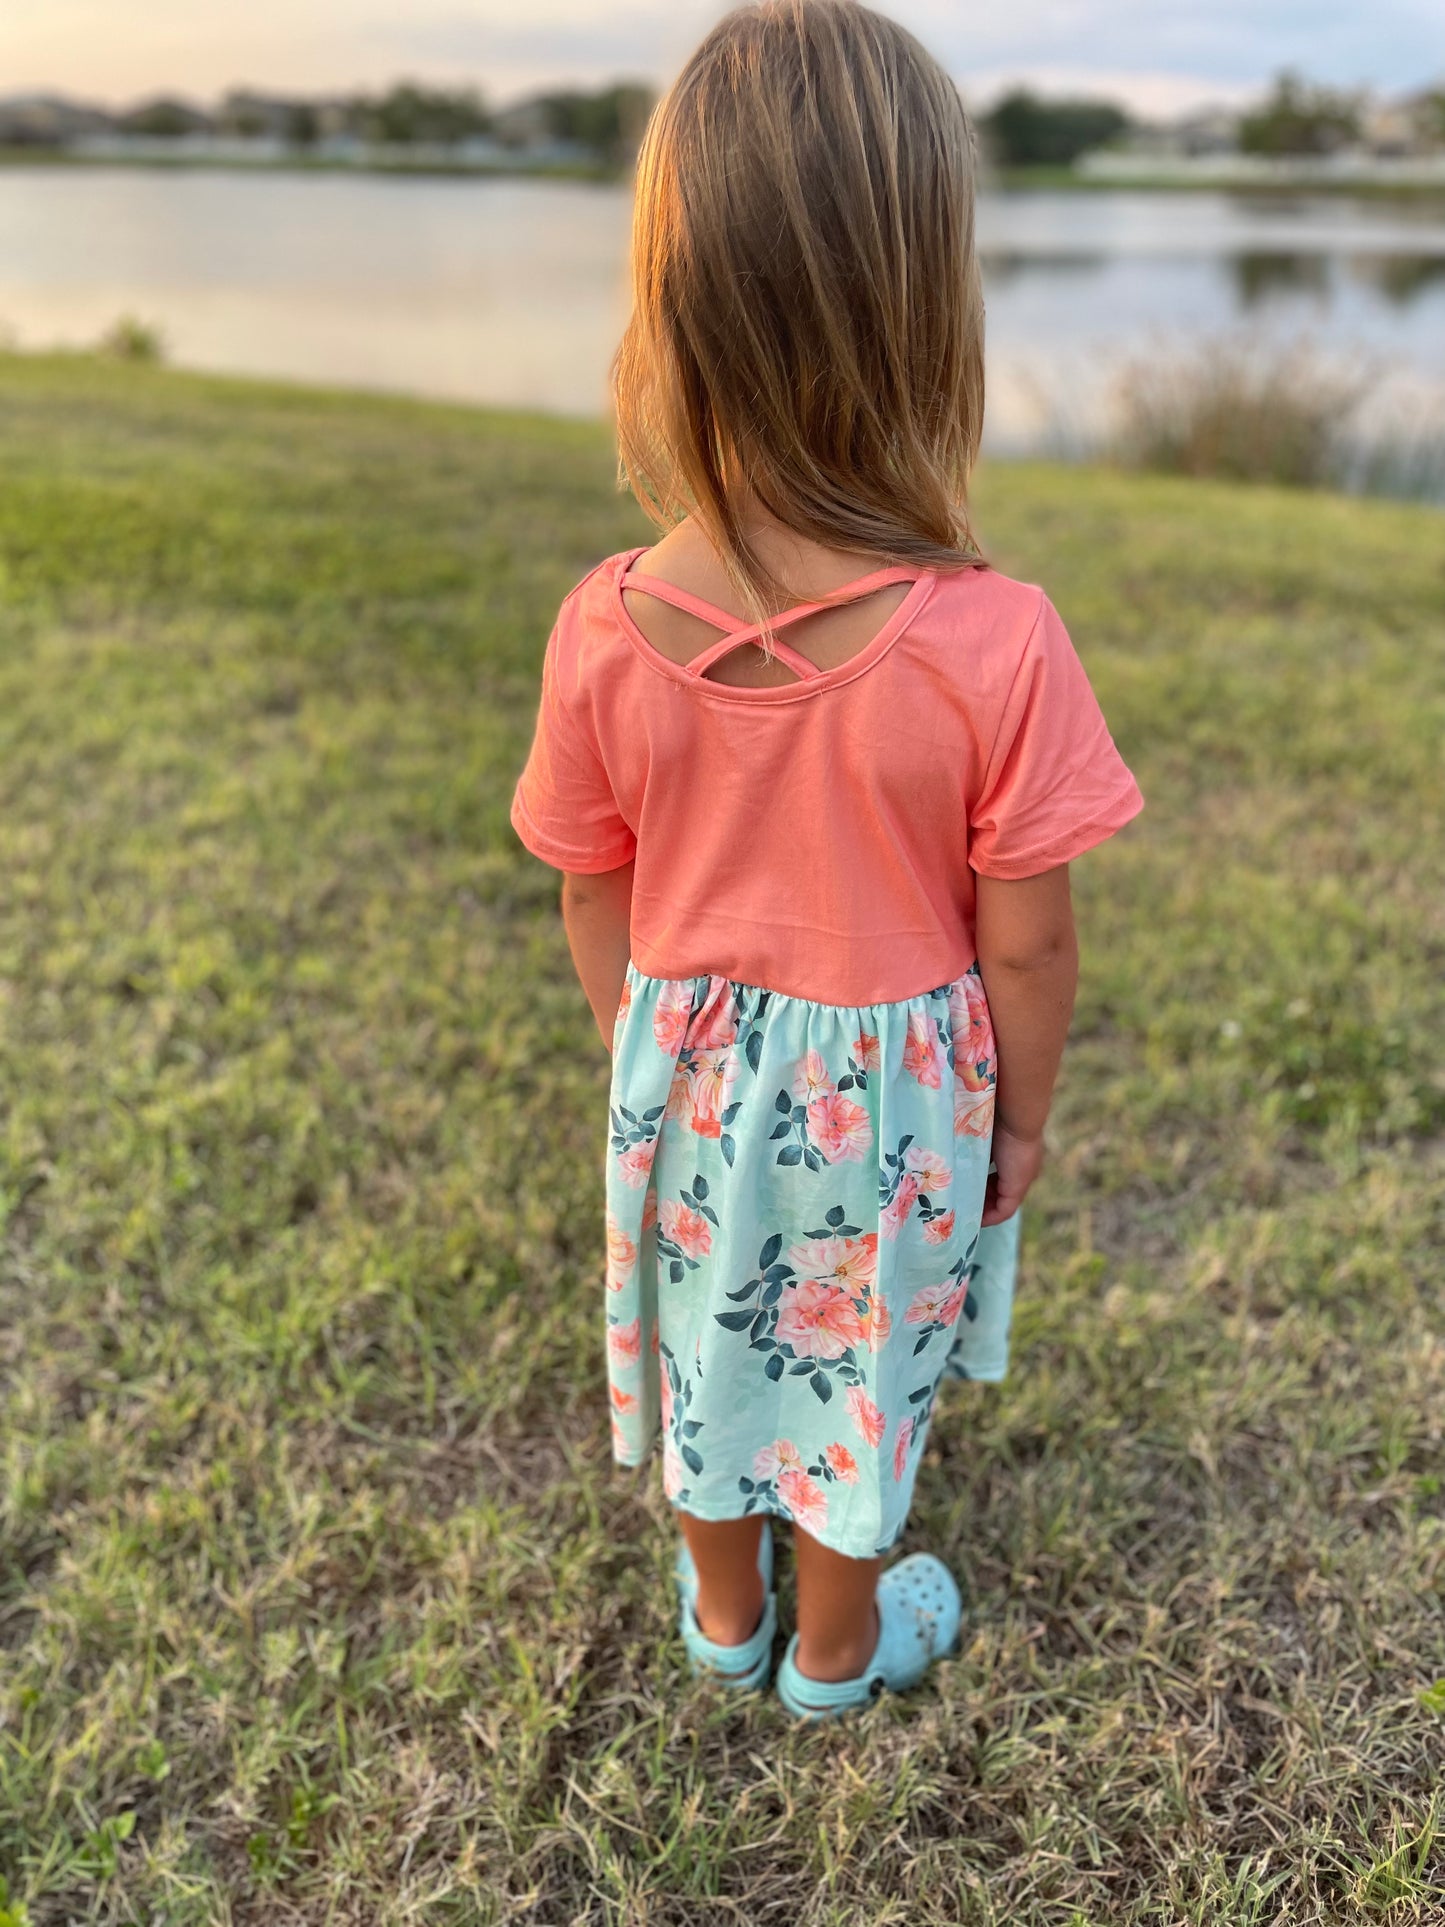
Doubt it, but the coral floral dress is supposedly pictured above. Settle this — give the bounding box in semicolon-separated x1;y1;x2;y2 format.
512;548;1141;1558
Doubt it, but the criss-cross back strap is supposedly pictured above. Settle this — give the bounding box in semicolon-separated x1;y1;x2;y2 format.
621;564;918;681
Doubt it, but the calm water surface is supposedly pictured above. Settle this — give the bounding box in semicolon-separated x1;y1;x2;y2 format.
2;168;1443;450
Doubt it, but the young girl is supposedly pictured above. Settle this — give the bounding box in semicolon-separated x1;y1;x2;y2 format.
511;0;1141;1718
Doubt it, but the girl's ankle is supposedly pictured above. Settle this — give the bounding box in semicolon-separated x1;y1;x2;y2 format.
694;1574;766;1647
793;1602;880;1682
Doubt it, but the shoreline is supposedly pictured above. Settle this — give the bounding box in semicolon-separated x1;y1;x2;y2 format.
2;147;1444;200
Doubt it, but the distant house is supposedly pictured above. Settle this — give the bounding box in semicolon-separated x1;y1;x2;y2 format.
0;92;115;145
1170;107;1241;157
1361;98;1421;157
218;90;316;144
490;99;553;149
484;98;594;167
1081;107;1239;167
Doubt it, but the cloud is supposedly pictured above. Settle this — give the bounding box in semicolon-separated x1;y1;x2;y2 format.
385;0;1444;99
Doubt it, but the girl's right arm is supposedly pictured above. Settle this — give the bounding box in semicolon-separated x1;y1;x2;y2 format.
973;866;1080;1226
561;862;635;1051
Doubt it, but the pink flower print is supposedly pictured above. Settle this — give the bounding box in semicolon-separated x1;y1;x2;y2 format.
805;1090;873;1163
610;1413;627;1453
616;1138;656;1189
792;1048;835;1102
663;1061;692;1122
653;979;694;1056
904;1145;952;1194
610;1384;637;1414
836;1233;879;1292
880;1171;920;1240
938;1281;970;1326
663;1438;684;1498
687;1048;739;1139
824;1442;860;1483
659;1362;673;1429
778;1467;829;1535
857;1291;892;1353
902;1009;944;1088
845;1384;886;1448
905;1282;956;1326
852;1029;881;1073
774;1279;867;1361
753;1437;806;1480
608;1317;641;1365
787;1233;878;1296
954;1081;996;1139
892;1417;914;1481
950;974;997;1137
616;979;632;1022
952;970;997;1075
642;1191;658;1233
605;1215;637;1291
659;1198;712;1261
686;976;739;1050
923;1209;956;1246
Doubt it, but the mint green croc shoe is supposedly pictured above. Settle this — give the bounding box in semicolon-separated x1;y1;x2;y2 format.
674;1523;777;1690
774;1552;961;1720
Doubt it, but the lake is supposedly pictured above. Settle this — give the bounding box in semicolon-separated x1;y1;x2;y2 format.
2;166;1443;459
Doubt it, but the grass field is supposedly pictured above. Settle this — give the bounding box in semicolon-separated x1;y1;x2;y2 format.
0;354;1442;1926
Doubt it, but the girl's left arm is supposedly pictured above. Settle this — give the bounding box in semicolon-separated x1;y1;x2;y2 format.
561;863;635;1050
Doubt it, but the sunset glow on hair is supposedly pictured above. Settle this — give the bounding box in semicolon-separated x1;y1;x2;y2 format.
612;0;987;618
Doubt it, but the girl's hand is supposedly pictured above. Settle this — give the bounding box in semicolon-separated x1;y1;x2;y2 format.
981;1121;1044;1226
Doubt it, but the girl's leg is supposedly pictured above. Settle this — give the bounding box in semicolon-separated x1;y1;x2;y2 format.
677;1513;767;1645
792;1526;884;1681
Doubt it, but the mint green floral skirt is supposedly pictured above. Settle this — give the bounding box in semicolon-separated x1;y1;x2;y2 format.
604;963;1019;1559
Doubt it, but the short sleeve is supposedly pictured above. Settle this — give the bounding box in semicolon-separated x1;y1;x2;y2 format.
968;592;1142;879
510;620;637;874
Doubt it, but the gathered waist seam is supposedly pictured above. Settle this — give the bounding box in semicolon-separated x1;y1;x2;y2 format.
623;956;980;1014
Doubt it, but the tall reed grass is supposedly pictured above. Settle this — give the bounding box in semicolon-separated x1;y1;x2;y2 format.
1106;338;1445;501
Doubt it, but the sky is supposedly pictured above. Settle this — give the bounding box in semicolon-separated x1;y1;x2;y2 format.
2;0;1441;118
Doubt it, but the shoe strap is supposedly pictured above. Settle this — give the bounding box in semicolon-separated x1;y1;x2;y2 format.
682;1592;778;1671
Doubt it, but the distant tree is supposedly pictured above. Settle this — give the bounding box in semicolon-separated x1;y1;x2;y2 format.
285;103;320;148
363;84;491;146
530;83;656;163
1413;88;1445;148
1238;73;1361;155
979;90;1130;168
122;98;210;139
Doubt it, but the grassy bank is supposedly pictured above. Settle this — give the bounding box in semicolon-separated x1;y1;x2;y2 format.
0;356;1442;1926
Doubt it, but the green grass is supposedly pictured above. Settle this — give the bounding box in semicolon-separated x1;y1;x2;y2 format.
0;353;1442;1926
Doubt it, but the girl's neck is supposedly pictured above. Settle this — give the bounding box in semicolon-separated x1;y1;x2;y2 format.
627;509;915;689
645;507;888;614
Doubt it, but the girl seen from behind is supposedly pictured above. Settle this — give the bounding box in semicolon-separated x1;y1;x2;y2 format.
511;0;1142;1717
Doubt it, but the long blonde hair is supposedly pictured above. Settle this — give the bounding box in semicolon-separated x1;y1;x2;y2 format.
611;0;986;619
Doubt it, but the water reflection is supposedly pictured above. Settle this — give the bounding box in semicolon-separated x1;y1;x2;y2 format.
979;250;1108;284
1226;249;1445;311
1230;251;1331;309
1355;254;1445;305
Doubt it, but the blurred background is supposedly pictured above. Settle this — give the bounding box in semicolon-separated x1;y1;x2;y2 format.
2;0;1444;494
